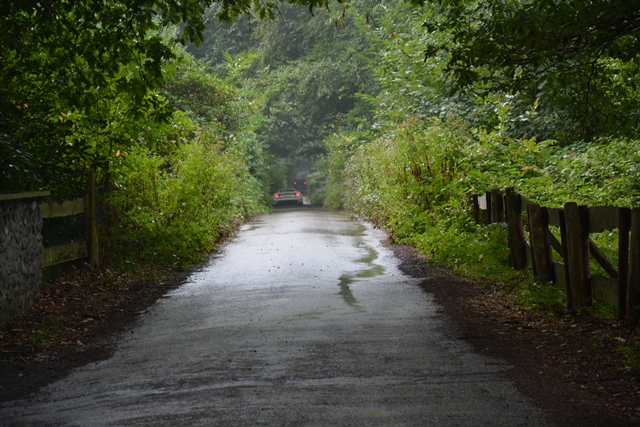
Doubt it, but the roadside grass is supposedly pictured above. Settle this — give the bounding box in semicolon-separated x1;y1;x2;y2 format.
618;342;640;370
421;224;640;371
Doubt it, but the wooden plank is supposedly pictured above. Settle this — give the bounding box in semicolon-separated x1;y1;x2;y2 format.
619;208;631;321
0;191;50;201
564;203;592;309
490;189;502;223
588;238;618;279
505;188;527;270
87;170;99;269
589;206;620;233
559;209;572;309
472;194;480;224
485;191;492;224
592;275;619;307
553;263;566;288
546;208;562;228
627;208;640;323
547;230;564;259
528;203;554;283
42;241;87;268
496;190;505;222
42;198;85;219
477;194;487;210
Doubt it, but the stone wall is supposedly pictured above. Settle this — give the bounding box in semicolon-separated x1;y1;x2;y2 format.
0;195;45;324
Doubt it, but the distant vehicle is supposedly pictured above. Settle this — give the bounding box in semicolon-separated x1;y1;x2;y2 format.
292;178;307;194
272;188;303;207
293;171;309;194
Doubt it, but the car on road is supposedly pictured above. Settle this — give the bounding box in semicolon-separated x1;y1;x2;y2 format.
272;188;303;207
293;178;307;195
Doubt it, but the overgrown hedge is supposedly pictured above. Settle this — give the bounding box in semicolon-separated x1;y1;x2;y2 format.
100;52;269;268
104;136;266;268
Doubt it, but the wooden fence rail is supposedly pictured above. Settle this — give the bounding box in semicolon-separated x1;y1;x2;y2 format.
472;188;640;323
41;170;99;269
42;198;88;268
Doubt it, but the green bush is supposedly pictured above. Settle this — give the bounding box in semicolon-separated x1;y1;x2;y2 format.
327;114;640;311
105;133;265;267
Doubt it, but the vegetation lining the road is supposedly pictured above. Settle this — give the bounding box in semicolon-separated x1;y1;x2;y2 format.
325;115;640;355
328;116;640;296
2;1;640;420
316;0;640;327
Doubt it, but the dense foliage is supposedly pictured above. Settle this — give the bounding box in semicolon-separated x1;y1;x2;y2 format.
0;0;346;195
101;52;268;266
1;0;275;265
3;0;640;288
316;0;640;313
419;0;640;143
1;0;208;193
331;115;640;243
106;138;264;267
186;1;377;186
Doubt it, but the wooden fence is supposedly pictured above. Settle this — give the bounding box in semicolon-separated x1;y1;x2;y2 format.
42;170;99;269
472;188;640;323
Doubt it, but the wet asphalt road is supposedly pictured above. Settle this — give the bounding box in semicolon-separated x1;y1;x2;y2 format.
1;209;548;426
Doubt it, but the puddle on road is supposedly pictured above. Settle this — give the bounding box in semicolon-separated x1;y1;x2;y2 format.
356;246;378;264
357;264;385;278
338;275;366;313
337;238;386;313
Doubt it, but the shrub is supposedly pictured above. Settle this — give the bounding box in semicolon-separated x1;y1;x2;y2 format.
327;114;640;310
105;133;265;267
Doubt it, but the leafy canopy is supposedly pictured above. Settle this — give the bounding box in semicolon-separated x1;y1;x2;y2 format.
0;0;344;193
418;0;640;141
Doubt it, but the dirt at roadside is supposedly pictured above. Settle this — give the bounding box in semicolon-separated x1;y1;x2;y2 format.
0;264;195;403
1;240;640;426
387;241;640;427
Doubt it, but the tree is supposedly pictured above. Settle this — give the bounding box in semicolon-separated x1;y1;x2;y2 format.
235;2;377;162
186;6;256;65
0;0;342;194
420;0;640;142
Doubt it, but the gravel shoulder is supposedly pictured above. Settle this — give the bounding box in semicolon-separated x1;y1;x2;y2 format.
1;237;639;426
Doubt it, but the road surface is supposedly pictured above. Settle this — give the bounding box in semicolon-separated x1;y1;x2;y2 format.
1;208;548;426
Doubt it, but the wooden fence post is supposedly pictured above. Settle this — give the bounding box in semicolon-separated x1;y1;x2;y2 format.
490;188;502;223
472;194;480;224
87;170;99;269
618;208;631;321
528;203;554;283
564;203;591;309
485;191;493;224
558;209;572;309
627;208;640;323
505;188;527;270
